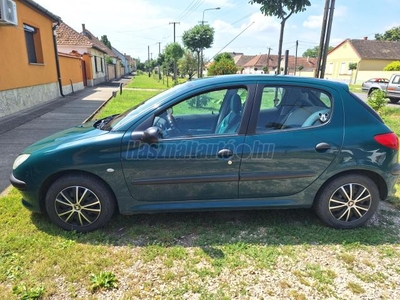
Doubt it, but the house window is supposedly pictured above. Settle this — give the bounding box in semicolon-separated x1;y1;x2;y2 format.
24;24;44;64
327;63;333;74
94;56;98;72
101;58;104;72
340;62;347;74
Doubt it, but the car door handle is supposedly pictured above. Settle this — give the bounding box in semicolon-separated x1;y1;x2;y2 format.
315;142;331;152
217;149;233;158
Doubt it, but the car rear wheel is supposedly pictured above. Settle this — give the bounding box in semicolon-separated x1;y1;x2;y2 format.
313;174;379;229
389;98;399;104
45;174;115;232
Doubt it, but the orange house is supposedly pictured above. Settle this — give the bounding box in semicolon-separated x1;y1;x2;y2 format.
0;0;62;118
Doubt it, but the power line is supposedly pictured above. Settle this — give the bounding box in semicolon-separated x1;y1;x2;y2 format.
210;21;255;60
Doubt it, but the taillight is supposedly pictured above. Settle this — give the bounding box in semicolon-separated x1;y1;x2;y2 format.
374;133;399;150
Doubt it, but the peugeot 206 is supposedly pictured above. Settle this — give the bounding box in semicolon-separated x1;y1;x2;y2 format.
11;75;400;232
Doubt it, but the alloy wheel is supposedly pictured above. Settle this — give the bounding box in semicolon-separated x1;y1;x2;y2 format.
54;186;101;227
328;183;372;223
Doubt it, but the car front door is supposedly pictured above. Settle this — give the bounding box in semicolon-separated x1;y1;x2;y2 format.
239;84;344;199
121;86;252;202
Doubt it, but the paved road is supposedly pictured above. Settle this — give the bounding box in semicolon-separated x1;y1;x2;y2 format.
0;77;132;194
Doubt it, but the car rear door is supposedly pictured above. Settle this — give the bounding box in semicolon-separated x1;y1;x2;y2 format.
238;83;344;199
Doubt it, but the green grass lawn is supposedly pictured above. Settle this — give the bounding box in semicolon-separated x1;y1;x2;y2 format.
349;84;363;93
95;90;161;119
125;74;187;90
1;77;400;299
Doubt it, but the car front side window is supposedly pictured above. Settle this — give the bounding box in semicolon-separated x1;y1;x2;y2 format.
153;88;248;139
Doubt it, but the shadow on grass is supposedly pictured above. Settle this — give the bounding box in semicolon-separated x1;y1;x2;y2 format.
30;206;400;249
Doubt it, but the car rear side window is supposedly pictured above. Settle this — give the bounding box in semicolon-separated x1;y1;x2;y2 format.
256;86;332;133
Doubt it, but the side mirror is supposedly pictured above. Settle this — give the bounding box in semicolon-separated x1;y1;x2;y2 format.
142;126;161;144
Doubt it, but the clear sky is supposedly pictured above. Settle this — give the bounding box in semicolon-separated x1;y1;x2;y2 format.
34;0;400;62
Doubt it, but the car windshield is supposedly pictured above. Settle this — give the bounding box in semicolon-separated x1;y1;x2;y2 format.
104;82;194;131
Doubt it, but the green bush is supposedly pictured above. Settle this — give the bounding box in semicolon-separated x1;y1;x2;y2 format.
367;89;387;113
384;61;400;71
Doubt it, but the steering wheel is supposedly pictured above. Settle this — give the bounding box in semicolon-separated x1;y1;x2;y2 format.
166;109;181;135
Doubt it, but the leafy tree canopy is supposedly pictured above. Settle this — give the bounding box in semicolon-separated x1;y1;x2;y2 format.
249;0;311;21
208;57;238;76
164;43;184;61
249;0;311;74
182;24;215;52
302;45;334;58
179;50;198;80
384;61;400;71
375;26;400;41
100;35;112;49
214;52;234;63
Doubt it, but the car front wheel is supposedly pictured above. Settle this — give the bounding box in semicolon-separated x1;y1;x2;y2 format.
313;174;379;229
45;174;116;232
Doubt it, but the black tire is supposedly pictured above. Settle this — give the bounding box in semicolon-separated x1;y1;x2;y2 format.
313;174;379;229
389;98;399;104
45;174;116;232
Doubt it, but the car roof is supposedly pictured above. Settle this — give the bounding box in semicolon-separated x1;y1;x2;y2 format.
185;74;349;91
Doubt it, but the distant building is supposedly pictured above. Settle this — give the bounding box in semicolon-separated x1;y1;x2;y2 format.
326;38;400;83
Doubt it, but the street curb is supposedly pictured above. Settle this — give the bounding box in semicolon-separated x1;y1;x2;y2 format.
83;93;114;123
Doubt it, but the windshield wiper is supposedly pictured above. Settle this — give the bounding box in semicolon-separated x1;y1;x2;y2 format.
93;114;119;130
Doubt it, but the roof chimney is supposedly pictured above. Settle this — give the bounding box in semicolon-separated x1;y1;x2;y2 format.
363;36;368;40
82;24;86;32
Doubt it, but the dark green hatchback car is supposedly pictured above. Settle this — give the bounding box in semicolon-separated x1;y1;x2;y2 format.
11;75;400;232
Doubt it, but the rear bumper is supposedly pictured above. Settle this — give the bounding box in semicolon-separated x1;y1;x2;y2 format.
391;163;400;176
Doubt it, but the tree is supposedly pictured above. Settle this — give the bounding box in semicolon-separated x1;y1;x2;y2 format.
178;50;198;80
302;45;333;58
250;0;311;74
375;26;400;41
213;52;233;62
208;53;238;76
348;62;357;84
182;24;215;77
164;43;184;82
384;61;400;71
100;35;112;49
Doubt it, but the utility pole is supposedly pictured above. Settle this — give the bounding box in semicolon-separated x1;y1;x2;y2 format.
157;42;162;80
169;22;180;81
199;7;220;78
284;50;289;75
169;22;180;43
316;0;335;78
266;47;272;74
148;45;150;77
294;40;298;75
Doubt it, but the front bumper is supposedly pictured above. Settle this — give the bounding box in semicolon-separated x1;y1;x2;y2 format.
10;173;27;190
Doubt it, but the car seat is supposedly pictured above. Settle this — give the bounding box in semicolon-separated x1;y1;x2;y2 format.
215;94;242;134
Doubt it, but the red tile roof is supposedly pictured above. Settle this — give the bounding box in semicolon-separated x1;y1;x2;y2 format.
81;27;117;57
56;22;94;48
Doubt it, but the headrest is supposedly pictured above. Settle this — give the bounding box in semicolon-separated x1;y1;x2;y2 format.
230;94;242;113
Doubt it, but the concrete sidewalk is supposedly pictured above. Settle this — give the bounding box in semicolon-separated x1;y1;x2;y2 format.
0;76;132;194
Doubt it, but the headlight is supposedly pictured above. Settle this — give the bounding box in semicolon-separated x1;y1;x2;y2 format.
13;154;30;170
